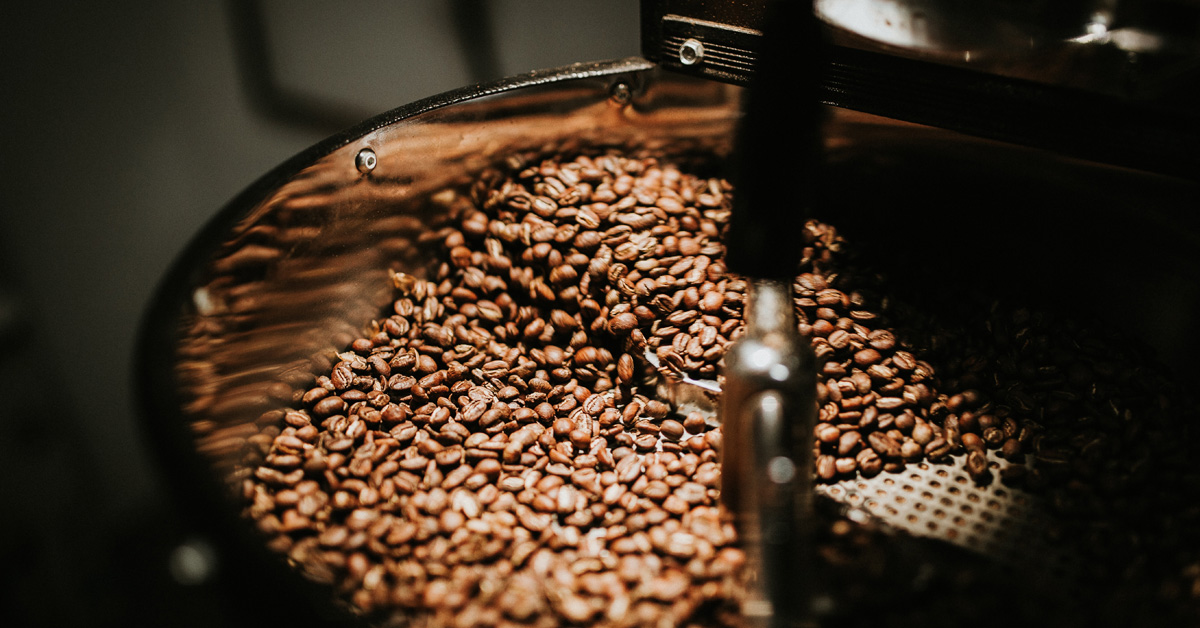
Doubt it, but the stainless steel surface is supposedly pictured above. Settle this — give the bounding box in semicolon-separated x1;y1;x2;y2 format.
719;280;819;626
645;347;722;425
815;0;1116;55
818;453;1080;584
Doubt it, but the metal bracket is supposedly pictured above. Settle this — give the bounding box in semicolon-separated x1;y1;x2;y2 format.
656;15;761;85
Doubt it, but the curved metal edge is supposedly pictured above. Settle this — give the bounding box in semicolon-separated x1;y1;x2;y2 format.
132;56;657;625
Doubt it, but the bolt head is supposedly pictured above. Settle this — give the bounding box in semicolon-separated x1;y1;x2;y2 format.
679;39;705;66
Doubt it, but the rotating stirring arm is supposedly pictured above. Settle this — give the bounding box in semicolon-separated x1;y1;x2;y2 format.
721;1;822;624
642;0;824;624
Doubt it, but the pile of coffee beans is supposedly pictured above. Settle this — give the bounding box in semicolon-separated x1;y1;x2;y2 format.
238;150;1200;626
243;153;757;627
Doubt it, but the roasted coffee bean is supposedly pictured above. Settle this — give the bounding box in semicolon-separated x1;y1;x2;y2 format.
966;450;989;478
617;352;636;383
853;348;882;366
1000;438;1022;459
683;412;708;434
867;432;901;458
833;456;857;475
837;430;861;456
925;437;951;460
817;423;841;444
660;419;685;441
866;329;895;351
855;449;883;477
816;455;837;480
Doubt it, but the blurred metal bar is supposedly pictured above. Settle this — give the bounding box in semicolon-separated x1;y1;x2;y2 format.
225;0;376;134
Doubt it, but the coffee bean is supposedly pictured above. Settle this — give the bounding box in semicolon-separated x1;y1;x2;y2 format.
966;450;989;478
837;430;861;456
834;456;857;475
853;348;882;366
313;396;347;416
867;329;895;351
660;419;685;441
867;432;901;458
926;437;951;460
911;421;933;445
817;455;837;480
891;351;917;371
856;449;883;476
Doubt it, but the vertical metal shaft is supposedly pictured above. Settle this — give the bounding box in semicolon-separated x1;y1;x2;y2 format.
720;280;818;627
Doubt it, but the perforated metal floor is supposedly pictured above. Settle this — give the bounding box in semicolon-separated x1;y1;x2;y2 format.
818;451;1081;586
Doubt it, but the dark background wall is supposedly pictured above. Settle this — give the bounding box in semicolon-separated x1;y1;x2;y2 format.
0;2;639;625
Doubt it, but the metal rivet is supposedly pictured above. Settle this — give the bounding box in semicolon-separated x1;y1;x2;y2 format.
609;81;632;105
355;148;377;174
679;39;704;66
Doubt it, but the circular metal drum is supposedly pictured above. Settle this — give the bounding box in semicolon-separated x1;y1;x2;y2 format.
138;56;1200;627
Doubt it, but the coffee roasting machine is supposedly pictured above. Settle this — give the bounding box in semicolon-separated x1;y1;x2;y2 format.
139;1;1200;627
